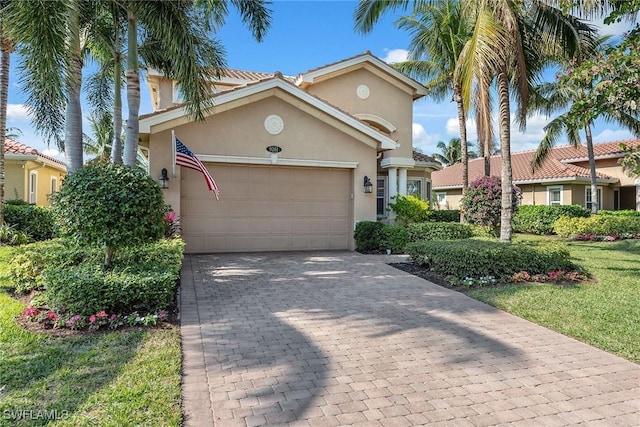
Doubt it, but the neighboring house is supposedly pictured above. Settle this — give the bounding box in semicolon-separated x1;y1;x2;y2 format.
141;52;440;253
432;139;640;211
4;139;67;206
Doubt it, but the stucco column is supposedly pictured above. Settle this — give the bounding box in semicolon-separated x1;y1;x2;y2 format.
398;168;408;196
388;167;398;202
636;180;640;212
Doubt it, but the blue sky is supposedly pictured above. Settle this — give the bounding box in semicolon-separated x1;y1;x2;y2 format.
5;0;637;160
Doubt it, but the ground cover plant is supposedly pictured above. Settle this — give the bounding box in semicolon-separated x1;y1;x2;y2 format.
0;246;182;426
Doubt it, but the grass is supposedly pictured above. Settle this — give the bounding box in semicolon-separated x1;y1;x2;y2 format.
0;246;182;427
467;235;640;363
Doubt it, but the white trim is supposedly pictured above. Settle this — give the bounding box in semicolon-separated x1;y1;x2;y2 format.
585;186;603;210
140;78;399;150
380;157;416;168
28;171;37;204
547;185;563;206
436;192;447;206
294;54;428;97
560;153;625;163
5;154;67;172
195;154;358;169
352;113;396;132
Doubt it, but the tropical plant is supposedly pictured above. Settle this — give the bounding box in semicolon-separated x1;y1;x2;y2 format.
388;194;431;225
432;137;478;166
528;37;639;214
51;161;166;268
355;0;597;243
392;0;474;191
460;175;521;236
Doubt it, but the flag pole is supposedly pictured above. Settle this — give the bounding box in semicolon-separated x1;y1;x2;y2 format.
171;129;176;178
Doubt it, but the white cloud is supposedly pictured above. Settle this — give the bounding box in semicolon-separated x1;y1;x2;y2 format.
42;149;65;160
412;123;439;153
445;116;478;141
587;16;635;37
593;128;635;143
509;112;551;152
6;104;30;121
382;48;408;64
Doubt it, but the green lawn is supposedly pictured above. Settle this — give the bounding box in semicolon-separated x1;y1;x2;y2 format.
0;246;182;427
468;235;640;363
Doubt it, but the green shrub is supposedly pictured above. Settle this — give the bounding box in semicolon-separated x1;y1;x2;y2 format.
0;224;29;246
405;239;576;282
381;225;409;254
9;239;100;294
4;203;59;241
429;209;460;223
354;221;385;253
4;199;29;205
598;210;640;217
553;215;640;237
43;239;184;316
460;176;521;234
513;205;590;235
51;161;166;267
388;195;431;225
407;222;474;241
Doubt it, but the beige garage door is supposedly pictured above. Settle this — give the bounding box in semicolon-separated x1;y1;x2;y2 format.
181;164;352;253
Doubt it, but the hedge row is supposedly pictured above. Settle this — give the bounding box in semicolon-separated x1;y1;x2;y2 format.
10;238;185;316
553;215;640;237
405;239;576;282
512;205;590;235
4;202;59;241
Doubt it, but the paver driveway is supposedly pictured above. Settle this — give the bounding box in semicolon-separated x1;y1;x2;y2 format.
180;251;640;426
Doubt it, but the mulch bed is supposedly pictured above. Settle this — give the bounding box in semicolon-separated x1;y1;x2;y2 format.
388;262;475;293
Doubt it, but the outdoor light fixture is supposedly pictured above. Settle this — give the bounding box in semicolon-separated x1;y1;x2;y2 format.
364;176;373;193
159;168;170;189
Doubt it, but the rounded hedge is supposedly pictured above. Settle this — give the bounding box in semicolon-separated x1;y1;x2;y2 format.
51;161;166;249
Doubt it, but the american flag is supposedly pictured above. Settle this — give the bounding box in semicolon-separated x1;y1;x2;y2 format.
175;137;220;200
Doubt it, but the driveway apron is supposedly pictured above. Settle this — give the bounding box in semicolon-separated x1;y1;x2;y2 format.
180;251;640;426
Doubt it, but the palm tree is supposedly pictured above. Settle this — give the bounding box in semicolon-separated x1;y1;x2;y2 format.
392;0;473;192
529;37;640;213
0;2;13;225
355;0;596;243
433;137;478;166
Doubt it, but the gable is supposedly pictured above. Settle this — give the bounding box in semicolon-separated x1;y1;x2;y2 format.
140;78;398;151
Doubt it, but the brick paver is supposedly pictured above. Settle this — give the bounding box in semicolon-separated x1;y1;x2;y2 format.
180;252;640;426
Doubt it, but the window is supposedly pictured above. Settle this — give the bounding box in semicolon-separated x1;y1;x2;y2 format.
425;180;432;202
29;172;37;204
376;177;386;217
50;177;58;195
406;179;422;198
436;192;447;206
547;185;563;206
585;186;603;210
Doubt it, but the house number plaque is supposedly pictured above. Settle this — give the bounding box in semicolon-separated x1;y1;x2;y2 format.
266;146;282;153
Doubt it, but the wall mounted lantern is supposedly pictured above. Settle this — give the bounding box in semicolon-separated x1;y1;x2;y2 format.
364;176;373;193
159;168;170;189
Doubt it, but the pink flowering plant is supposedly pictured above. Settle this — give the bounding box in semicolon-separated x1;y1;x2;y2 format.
21;305;61;329
460;176;522;236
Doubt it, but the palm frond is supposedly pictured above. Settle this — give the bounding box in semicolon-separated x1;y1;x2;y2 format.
353;0;413;34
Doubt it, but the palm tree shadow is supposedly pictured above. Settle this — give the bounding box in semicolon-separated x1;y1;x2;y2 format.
185;251;530;423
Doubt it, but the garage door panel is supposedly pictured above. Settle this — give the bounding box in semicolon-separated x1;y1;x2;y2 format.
181;164;351;253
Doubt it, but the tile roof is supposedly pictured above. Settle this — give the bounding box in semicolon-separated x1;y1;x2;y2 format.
220;68;295;83
5;139;66;166
432;139;640;188
413;150;438;163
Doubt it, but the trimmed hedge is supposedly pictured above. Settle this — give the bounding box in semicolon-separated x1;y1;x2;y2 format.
598;210;640;217
4;203;59;241
10;238;185;316
381;225;409;254
354;221;385;253
405;239;576;282
429;209;460;223
513;205;590;235
407;222;474;242
553;215;640;237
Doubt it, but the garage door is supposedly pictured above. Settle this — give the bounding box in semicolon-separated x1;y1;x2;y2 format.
181;164;352;253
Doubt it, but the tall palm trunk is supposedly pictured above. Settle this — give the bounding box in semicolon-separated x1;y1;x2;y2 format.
453;84;468;223
64;0;83;173
123;9;139;167
111;5;123;164
585;122;599;213
497;68;513;243
0;27;13;223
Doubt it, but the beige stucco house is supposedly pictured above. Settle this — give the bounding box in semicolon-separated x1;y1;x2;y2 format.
432;139;640;211
140;52;440;253
5;140;67;205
